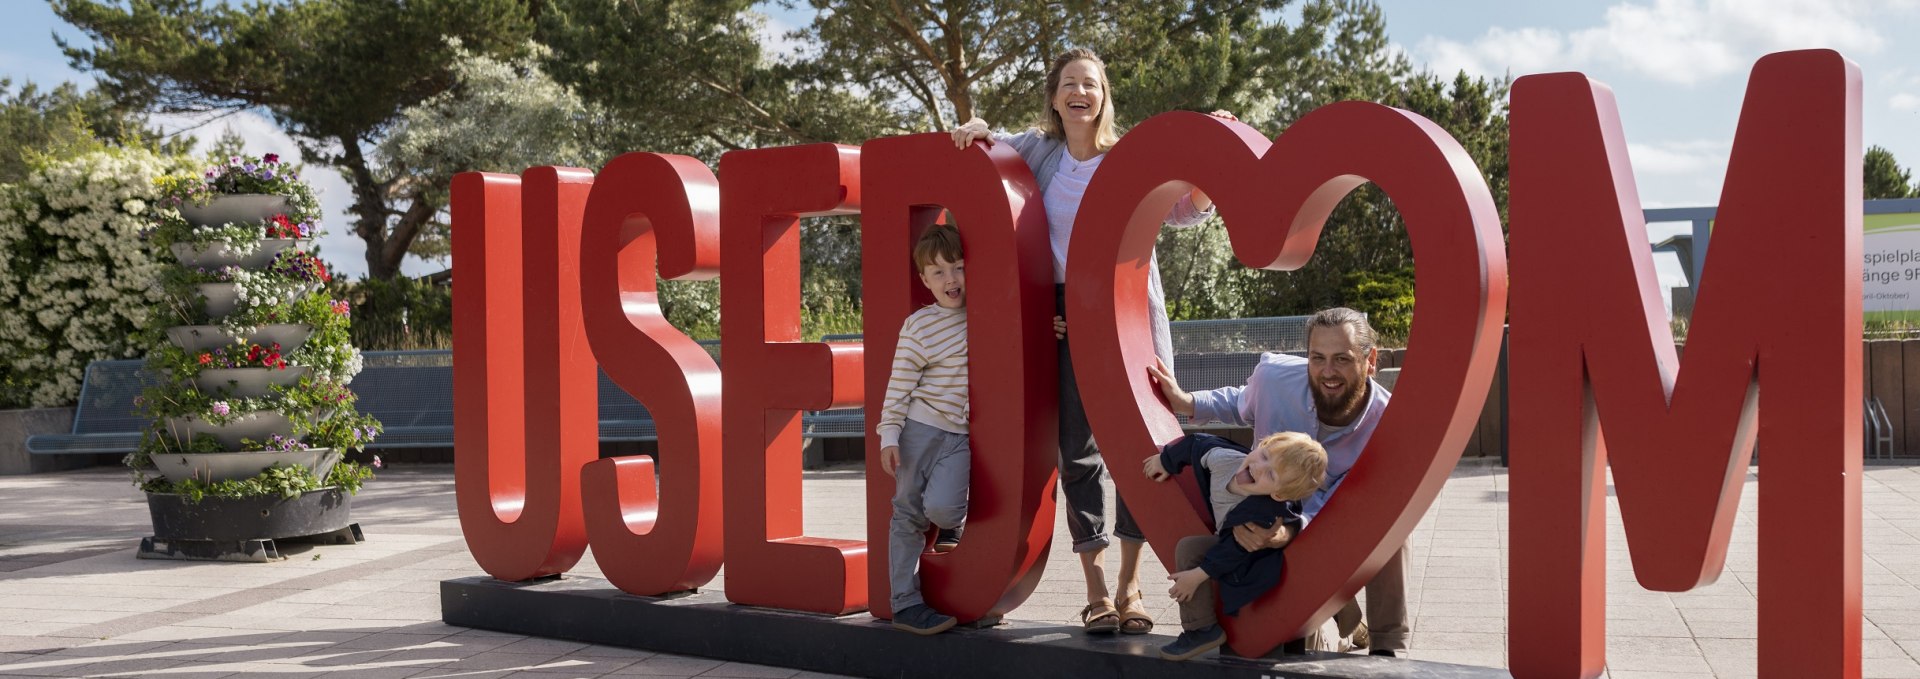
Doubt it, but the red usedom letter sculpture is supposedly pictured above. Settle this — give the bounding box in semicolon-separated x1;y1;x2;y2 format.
859;134;1059;622
720;144;870;614
579;153;727;595
1507;50;1862;679
452;167;598;581
1064;108;1508;656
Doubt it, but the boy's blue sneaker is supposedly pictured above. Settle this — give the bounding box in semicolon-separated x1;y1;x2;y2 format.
1159;625;1226;661
892;604;958;636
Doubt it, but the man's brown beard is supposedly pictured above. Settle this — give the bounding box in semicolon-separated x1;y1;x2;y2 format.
1313;376;1370;424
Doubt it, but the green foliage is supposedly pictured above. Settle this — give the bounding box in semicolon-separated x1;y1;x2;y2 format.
1153;54;1509;330
333;275;453;350
50;0;1506;331
0;148;195;407
1866;145;1916;200
55;0;535;279
537;0;902;154
126;140;379;500
377;41;610;259
660;279;721;341
1158;215;1252;321
787;0;1351;138
155;154;323;224
1340;266;1414;345
0;78;189;184
136;460;376;502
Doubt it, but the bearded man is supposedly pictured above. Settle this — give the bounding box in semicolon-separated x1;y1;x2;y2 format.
1147;307;1408;657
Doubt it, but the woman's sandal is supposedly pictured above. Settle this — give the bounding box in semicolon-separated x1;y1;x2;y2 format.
1116;591;1155;635
1080;597;1120;634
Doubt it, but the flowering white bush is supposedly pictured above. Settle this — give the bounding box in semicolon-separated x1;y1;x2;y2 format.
0;148;193;407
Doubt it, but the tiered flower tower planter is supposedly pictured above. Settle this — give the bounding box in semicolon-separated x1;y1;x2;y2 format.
130;154;381;562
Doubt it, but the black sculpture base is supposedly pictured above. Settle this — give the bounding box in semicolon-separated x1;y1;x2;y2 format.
139;488;362;562
442;575;1505;679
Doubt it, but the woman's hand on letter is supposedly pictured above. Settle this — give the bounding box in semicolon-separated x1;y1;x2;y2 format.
952;117;992;149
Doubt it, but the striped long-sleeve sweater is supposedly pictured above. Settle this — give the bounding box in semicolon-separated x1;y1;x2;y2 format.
876;304;969;448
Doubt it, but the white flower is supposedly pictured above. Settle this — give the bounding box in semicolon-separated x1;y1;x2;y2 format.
0;148;194;406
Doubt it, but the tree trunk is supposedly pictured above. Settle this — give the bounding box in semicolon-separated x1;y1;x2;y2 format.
338;138;400;280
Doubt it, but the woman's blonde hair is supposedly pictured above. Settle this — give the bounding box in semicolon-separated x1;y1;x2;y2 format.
1039;47;1121;152
1257;432;1329;502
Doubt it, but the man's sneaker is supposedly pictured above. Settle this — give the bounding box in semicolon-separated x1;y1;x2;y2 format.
933;527;962;553
1369;648;1406;658
1159;625;1226;661
892;604;958;636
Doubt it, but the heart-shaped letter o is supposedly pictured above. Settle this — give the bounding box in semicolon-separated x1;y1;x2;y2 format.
1064;105;1508;656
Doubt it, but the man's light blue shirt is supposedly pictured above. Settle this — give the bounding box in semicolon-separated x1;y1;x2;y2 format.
1187;352;1392;526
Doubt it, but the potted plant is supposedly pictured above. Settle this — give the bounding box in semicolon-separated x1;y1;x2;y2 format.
130;153;380;561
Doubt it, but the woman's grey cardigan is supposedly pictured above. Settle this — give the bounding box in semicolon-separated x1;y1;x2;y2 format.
995;129;1214;367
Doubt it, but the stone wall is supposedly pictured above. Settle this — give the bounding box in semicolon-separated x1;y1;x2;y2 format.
0;407;118;475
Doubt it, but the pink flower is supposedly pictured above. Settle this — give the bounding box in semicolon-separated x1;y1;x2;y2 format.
330;300;351;316
211;402;230;416
372;455;383;470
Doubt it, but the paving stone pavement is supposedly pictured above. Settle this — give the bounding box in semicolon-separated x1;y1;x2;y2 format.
1;460;1917;678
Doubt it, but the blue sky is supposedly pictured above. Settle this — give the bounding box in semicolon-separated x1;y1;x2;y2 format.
5;1;1917;278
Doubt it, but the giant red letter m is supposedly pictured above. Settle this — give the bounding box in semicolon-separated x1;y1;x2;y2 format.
1509;50;1862;679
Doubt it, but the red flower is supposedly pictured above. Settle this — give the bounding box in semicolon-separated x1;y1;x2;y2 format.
266;352;281;366
276;358;288;369
197;353;211;365
268;214;298;239
247;345;263;361
263;153;280;164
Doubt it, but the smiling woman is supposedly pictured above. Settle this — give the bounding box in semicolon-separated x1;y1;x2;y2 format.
945;46;1235;637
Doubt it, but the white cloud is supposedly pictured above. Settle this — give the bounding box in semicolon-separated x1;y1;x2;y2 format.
1416;27;1566;78
148;109;441;280
1614;139;1735;209
746;9;814;64
1411;0;1904;85
1626;139;1729;176
1894;93;1920;111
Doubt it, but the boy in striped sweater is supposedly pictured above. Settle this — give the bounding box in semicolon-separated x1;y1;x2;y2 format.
878;224;972;635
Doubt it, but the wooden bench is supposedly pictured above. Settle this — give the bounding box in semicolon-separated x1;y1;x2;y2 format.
28;316;1332;455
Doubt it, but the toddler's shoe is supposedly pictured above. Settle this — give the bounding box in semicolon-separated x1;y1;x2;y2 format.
892;604;958;636
1159;625;1226;661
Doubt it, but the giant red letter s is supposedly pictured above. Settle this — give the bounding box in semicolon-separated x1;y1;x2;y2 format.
1508;50;1862;679
579;153;726;595
720;144;869;615
452;167;598;581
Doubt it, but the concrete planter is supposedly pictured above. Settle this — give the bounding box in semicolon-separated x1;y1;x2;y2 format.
194;366;309;398
147;447;339;484
170;239;300;269
176;194;290;228
165;324;313;354
145;485;351;543
197;282;240;318
165;410;296;449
